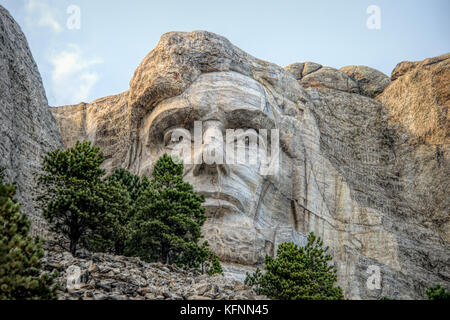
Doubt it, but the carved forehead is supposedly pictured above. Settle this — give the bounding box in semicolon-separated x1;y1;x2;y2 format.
185;71;268;112
142;71;276;135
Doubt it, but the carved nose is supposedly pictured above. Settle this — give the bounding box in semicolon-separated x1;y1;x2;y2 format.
193;141;230;176
193;120;230;176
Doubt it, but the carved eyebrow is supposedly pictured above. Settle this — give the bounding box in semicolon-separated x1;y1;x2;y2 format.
225;108;276;131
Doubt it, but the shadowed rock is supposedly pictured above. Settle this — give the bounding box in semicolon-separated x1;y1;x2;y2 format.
0;6;63;233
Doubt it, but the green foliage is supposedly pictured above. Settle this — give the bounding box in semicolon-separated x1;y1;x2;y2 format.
89;169;150;255
245;233;344;300
107;168;150;202
207;253;224;276
0;169;58;300
86;178;133;255
36;141;115;254
245;267;264;295
127;154;205;264
126;154;221;272
426;285;450;300
194;241;223;276
89;169;151;255
37;144;222;273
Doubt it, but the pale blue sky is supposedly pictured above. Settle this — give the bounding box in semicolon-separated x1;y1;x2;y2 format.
1;0;449;106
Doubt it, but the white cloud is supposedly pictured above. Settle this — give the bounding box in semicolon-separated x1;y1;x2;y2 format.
50;44;103;105
26;0;63;33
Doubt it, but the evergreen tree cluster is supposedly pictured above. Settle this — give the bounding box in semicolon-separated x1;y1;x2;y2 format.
36;142;222;275
0;168;58;300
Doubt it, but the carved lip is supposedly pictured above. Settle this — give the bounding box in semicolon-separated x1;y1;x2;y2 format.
198;191;244;213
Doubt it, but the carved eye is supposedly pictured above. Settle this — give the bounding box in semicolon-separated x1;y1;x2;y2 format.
163;128;191;147
233;129;261;149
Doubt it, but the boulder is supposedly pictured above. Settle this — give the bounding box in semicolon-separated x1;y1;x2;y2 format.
378;54;449;239
285;62;304;80
285;61;323;80
44;245;264;300
302;62;322;76
341;65;391;97
390;53;450;81
301;66;359;93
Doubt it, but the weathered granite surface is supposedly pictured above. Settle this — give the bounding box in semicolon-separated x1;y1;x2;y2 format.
301;66;360;93
49;30;449;299
302;58;449;299
341;65;391;98
0;6;62;234
50;92;130;171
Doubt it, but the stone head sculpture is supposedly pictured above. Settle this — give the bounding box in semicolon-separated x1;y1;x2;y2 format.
52;31;353;279
126;32;312;271
133;70;304;268
51;31;450;297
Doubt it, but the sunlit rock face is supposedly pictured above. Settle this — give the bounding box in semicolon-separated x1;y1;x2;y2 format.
50;31;449;299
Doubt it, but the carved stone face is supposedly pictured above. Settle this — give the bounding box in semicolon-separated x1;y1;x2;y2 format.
136;71;296;270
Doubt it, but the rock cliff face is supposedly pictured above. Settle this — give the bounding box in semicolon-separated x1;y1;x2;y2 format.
0;6;62;234
0;5;447;299
298;53;449;299
50;92;130;172
49;30;449;300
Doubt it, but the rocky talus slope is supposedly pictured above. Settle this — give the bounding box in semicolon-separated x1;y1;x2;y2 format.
43;245;265;300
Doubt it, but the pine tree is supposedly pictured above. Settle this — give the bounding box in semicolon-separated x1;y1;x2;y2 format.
206;252;224;276
426;285;450;300
245;233;344;300
36;141;115;254
88;169;150;255
107;168;150;202
127;154;220;272
0;168;58;300
87;178;132;255
180;241;223;275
